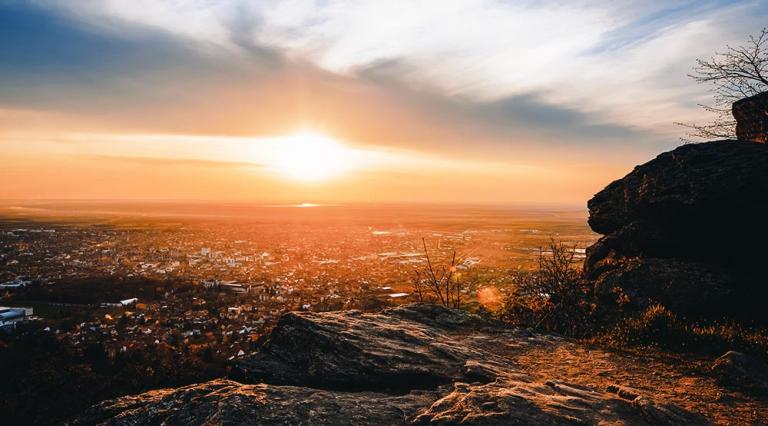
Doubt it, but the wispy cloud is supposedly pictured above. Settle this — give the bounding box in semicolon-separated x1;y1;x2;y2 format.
81;154;264;169
23;0;768;137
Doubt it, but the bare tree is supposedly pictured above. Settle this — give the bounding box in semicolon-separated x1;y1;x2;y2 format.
677;28;768;142
411;238;462;308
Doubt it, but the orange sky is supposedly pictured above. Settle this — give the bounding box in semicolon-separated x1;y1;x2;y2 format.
2;1;765;206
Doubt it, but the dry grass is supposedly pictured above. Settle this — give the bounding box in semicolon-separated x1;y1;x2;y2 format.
496;239;768;360
602;304;768;359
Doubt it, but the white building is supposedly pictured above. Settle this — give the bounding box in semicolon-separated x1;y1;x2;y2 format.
0;306;33;327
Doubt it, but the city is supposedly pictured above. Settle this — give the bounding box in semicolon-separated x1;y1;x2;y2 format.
0;203;597;423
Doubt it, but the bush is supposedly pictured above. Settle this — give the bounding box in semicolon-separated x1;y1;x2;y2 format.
602;304;768;359
495;238;768;359
0;323;227;425
412;238;462;309
606;304;685;348
497;239;597;337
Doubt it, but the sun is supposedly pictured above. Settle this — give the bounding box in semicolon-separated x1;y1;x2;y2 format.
268;132;349;182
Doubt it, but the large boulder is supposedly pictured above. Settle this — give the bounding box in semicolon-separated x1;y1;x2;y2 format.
230;304;493;391
712;351;768;394
733;92;768;143
591;257;734;316
71;304;712;425
70;379;437;426
587;140;768;241
585;140;768;320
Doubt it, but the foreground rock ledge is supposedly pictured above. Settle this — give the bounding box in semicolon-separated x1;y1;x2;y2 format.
71;305;722;425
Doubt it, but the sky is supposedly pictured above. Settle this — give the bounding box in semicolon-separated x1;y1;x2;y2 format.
1;0;766;206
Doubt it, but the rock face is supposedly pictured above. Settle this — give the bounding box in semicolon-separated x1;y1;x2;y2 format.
712;351;768;394
733;92;768;143
230;303;491;391
72;304;709;425
71;379;435;426
585;140;768;319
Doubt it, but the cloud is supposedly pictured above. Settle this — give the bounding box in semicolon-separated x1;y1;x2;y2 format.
13;1;768;134
0;1;657;165
0;1;284;113
2;0;767;165
82;154;263;169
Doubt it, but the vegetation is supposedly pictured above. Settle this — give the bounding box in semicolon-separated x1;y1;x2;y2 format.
411;238;462;309
600;304;768;358
497;239;596;337
495;238;768;360
677;27;768;141
11;277;191;305
0;321;227;426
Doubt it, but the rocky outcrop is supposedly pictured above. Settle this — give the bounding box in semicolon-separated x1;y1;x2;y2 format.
712;351;768;394
71;379;436;426
585;140;768;319
72;304;710;425
230;303;493;391
733;92;768;143
590;258;734;317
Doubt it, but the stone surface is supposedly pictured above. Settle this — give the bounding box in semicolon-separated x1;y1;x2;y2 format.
585;140;768;319
411;377;698;425
591;257;733;316
733;91;768;143
712;351;768;394
73;305;710;425
71;379;437;426
230;303;493;391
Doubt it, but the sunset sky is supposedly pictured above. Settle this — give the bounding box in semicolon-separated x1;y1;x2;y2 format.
1;0;766;206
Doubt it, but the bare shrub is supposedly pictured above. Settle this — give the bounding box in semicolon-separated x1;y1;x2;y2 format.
677;28;768;142
412;238;462;309
498;238;595;336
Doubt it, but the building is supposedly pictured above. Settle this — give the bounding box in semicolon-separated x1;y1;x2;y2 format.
0;278;32;290
0;306;33;328
220;282;248;294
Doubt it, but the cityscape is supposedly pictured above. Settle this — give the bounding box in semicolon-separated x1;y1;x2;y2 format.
0;202;596;372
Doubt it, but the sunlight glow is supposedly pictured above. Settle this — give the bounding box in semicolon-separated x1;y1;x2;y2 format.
267;132;349;182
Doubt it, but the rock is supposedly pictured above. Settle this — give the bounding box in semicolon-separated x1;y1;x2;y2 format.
585;140;768;319
73;304;706;425
230;304;494;391
712;351;768;394
587;140;768;239
70;379;437;426
412;379;699;425
733;92;768;143
591;257;733;316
